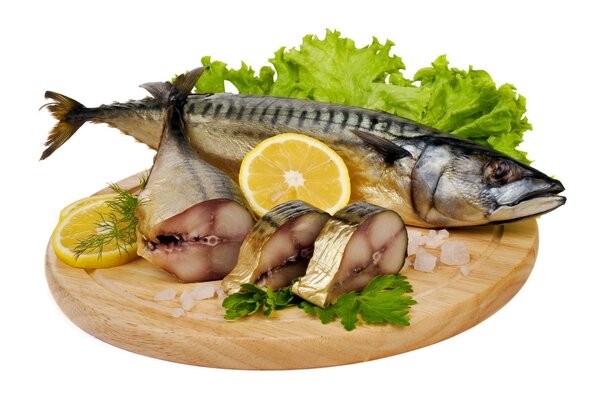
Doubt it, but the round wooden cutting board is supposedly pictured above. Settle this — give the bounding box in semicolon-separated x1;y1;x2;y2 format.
46;175;538;370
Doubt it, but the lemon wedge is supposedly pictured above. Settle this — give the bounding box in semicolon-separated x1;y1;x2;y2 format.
52;194;138;268
239;133;351;216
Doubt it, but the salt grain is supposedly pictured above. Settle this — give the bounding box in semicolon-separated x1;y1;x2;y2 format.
459;265;470;276
424;229;449;249
413;247;437;272
407;241;419;256
408;230;426;245
440;240;470;266
407;230;425;255
191;284;216;300
180;290;196;311
153;288;177;302
171;308;185;318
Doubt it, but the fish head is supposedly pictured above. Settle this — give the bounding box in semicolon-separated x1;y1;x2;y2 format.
410;139;566;226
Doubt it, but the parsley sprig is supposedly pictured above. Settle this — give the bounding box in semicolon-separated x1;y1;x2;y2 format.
222;274;416;331
222;284;297;319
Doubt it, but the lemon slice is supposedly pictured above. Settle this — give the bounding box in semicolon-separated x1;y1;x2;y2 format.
52;195;138;268
59;193;116;220
239;133;351;216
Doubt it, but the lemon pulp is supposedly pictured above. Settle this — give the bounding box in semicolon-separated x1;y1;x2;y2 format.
239;133;351;216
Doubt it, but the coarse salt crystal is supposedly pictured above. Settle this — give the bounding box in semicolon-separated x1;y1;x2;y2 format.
180;290;196;311
408;230;426;246
459;265;470;276
191;284;216;300
413;247;437;272
440;240;470;266
407;230;426;255
407;241;419;256
171;308;185;318
424;229;448;249
437;229;449;239
153;288;177;302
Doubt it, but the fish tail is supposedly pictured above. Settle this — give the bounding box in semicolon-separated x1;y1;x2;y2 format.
40;91;87;160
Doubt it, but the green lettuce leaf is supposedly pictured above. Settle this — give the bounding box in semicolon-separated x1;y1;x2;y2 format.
412;56;532;163
197;56;274;95
194;30;532;163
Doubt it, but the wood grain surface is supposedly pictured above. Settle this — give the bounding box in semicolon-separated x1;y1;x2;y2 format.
45;174;539;370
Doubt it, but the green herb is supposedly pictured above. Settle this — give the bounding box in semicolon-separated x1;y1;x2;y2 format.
195;29;532;164
73;183;141;260
299;275;416;331
221;274;416;331
222;283;297;320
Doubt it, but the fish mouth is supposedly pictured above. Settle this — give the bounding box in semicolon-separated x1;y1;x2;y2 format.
489;178;566;222
503;178;565;207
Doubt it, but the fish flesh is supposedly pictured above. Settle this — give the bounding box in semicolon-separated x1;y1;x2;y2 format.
42;69;566;227
292;202;408;308
135;68;255;282
222;200;330;294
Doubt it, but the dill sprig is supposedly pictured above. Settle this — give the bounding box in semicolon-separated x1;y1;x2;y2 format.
73;183;141;260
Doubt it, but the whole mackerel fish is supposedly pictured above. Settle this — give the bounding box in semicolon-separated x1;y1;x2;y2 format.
42;67;565;227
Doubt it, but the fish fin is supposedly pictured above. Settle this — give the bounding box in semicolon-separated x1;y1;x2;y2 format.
140;81;172;102
141;67;207;105
172;66;207;100
40;91;86;160
350;129;411;164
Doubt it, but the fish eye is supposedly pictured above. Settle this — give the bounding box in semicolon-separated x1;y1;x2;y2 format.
494;161;509;179
485;160;518;185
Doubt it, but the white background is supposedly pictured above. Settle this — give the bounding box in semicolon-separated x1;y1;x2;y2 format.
1;0;597;398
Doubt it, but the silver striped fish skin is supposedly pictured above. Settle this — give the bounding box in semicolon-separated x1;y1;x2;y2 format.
292;202;408;308
42;78;566;227
221;200;330;294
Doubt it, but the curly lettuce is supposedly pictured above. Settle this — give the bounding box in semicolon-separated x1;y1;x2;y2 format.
195;30;532;164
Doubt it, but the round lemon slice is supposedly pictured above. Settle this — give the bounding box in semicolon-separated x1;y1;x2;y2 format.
239;133;351;217
58;193;117;220
52;195;138;268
